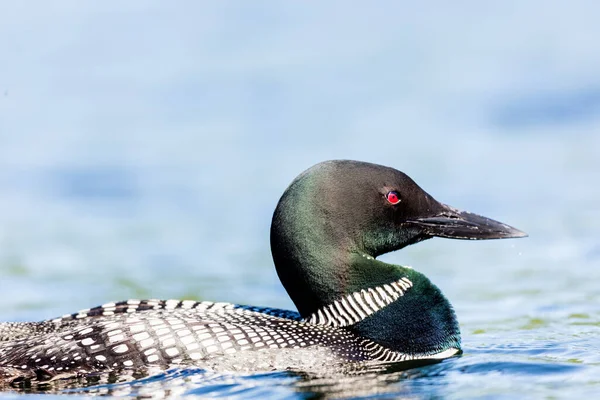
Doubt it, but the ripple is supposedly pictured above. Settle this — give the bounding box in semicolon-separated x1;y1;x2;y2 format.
458;361;581;375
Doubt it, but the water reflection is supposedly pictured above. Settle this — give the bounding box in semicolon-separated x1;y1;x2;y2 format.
52;356;579;399
5;359;454;398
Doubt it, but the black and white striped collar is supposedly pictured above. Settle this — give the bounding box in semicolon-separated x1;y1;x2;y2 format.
303;277;413;327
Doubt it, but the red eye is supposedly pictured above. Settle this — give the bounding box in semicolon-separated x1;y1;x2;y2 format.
386;191;401;205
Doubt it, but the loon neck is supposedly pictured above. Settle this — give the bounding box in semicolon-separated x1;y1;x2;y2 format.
302;253;415;326
272;236;405;319
272;239;461;354
343;255;461;355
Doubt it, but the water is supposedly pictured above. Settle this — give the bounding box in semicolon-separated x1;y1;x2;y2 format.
1;2;599;398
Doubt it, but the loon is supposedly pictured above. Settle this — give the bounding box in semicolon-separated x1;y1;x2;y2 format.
0;160;526;386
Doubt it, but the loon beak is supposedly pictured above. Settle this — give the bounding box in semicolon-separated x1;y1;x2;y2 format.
408;204;528;240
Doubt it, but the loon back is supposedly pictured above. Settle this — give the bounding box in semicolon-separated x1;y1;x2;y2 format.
0;160;526;387
0;300;455;386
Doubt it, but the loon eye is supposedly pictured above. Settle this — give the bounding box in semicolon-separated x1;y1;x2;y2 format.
386;191;401;205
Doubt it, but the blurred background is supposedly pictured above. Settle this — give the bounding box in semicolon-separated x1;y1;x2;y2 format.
0;2;599;398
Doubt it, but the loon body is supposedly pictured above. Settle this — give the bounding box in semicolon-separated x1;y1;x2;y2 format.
0;160;526;386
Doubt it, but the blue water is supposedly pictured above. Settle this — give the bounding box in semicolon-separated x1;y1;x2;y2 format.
1;2;599;398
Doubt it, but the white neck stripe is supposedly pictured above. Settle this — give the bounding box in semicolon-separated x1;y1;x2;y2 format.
304;277;413;327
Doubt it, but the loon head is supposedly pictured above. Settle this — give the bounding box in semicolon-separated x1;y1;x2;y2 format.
271;160;526;356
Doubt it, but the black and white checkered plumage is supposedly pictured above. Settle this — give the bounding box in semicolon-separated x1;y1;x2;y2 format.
0;298;452;385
